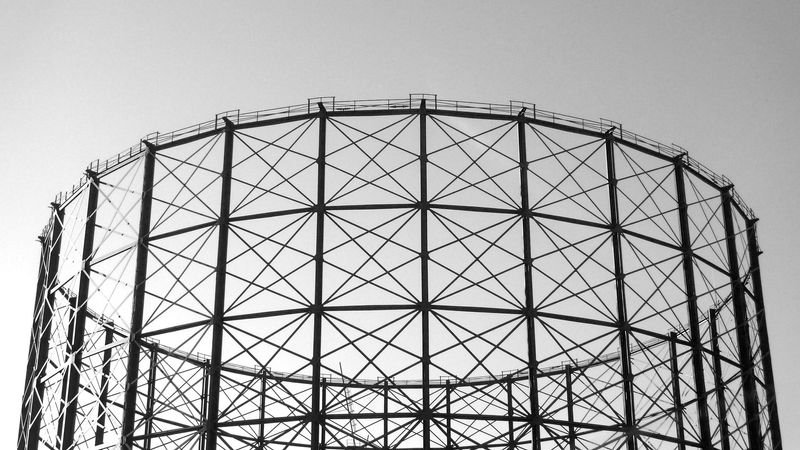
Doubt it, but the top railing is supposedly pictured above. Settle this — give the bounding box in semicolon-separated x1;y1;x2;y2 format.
50;94;754;219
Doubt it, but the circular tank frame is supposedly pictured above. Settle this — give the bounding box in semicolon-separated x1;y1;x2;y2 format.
17;96;781;450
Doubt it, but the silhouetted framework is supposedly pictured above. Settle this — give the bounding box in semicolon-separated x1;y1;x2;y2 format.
17;95;781;450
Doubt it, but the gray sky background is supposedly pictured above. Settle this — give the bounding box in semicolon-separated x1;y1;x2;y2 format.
2;0;799;445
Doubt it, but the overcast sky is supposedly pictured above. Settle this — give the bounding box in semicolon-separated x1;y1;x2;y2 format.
2;0;799;445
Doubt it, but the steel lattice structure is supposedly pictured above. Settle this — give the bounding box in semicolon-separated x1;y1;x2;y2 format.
17;95;781;450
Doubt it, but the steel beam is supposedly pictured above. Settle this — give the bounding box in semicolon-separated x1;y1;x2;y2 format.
383;380;389;449
668;333;686;450
419;99;431;449
605;137;637;450
28;205;64;450
204;117;235;450
259;371;266;449
58;172;99;450
517;112;540;449
746;219;782;449
18;235;47;450
320;378;327;449
445;380;452;450
721;188;762;450
143;350;158;450
565;365;576;450
673;157;713;448
94;323;114;446
709;308;730;450
311;104;327;450
121;143;156;449
506;377;514;449
199;360;209;450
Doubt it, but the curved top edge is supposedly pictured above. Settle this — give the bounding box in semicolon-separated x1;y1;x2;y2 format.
47;94;755;227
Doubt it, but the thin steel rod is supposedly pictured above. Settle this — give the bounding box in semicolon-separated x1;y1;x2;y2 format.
709;308;730;450
58;172;98;450
204;118;235;450
721;188;762;450
668;332;686;450
28;205;64;450
121;143;156;449
311;104;327;450
605;137;637;450
746;219;782;449
673;157;713;448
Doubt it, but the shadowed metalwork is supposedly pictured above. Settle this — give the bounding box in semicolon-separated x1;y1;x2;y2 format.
17;95;781;450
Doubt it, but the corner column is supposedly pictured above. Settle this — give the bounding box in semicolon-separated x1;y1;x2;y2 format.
721;188;762;450
121;143;156;449
205;118;235;449
58;172;99;450
673;157;712;448
605;135;637;450
311;103;328;450
517;111;540;448
28;205;64;450
746;219;782;449
18;235;48;450
419;99;431;449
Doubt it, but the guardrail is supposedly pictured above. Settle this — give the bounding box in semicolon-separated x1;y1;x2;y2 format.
48;95;755;220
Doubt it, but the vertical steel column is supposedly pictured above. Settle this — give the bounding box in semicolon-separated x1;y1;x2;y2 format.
419;99;431;449
29;205;64;450
721;188;762;450
199;360;209;450
319;378;327;449
746;219;782;449
311;104;328;450
383;380;389;450
517;110;540;449
605;136;636;450
445;380;452;450
668;333;686;450
709;309;730;450
94;323;114;446
258;371;266;449
204;117;235;450
58;172;99;450
121;143;156;449
565;365;575;450
673;157;712;448
143;350;158;450
18;235;47;450
506;377;514;449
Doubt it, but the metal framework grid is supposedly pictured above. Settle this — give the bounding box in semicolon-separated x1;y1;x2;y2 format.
16;95;781;450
